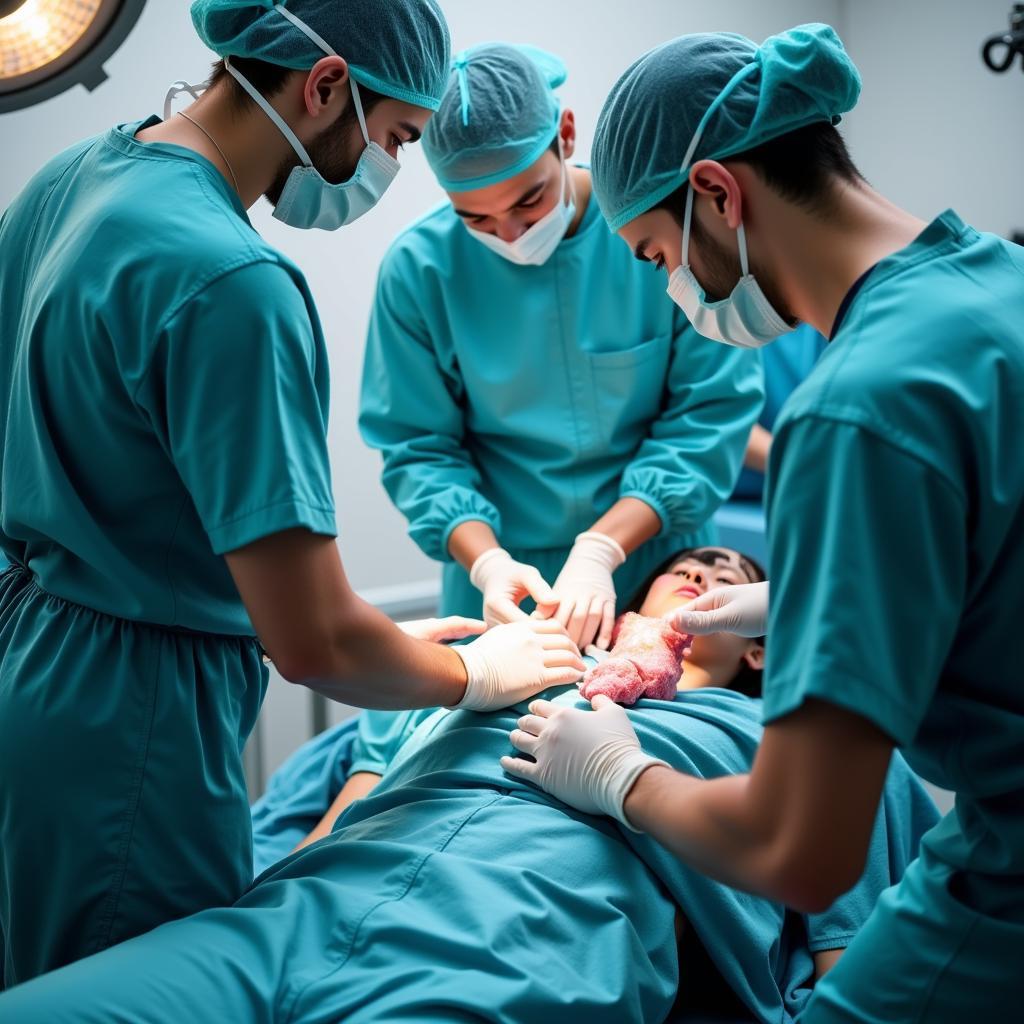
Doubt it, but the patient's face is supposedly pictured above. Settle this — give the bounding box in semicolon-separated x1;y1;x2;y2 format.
638;547;764;686
638;548;755;620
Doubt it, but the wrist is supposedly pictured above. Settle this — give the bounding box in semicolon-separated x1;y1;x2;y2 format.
619;760;674;832
469;546;511;591
441;644;472;709
574;532;627;571
449;642;490;710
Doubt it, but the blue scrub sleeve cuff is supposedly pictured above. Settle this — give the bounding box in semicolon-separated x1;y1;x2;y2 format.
438;512;502;564
761;667;918;747
209;499;337;555
618;491;670;538
348;758;387;778
806;930;858;953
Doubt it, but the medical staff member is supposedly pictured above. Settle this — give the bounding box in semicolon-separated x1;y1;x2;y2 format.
360;44;763;651
504;23;1024;1022
0;0;585;988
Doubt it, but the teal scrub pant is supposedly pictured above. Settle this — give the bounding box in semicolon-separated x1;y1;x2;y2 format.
440;527;717;619
0;568;266;987
803;855;1024;1021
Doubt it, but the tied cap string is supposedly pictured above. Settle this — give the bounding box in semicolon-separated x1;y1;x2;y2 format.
453;50;472;126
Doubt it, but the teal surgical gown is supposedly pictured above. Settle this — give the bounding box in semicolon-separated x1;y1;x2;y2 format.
761;211;1024;1021
0;117;336;985
1;687;937;1023
359;181;764;616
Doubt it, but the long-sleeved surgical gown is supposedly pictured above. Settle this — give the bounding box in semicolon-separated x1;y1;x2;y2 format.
761;211;1024;1022
0;117;336;986
359;182;764;615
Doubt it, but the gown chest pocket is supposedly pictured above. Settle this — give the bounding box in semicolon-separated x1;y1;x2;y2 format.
584;335;673;446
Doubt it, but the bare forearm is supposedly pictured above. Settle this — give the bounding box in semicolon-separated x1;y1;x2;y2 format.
589;498;662;556
744;424;772;473
298;598;468;709
624;766;788;899
294;771;381;852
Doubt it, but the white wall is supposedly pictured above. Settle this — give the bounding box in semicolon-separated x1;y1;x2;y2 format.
839;0;1024;237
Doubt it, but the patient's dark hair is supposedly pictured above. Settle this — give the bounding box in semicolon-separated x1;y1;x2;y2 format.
624;547;767;698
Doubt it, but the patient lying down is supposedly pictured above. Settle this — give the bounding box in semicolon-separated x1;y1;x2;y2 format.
0;547;937;1024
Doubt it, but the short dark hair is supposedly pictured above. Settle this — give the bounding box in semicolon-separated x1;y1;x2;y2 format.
207;57;386;122
624;546;767;698
656;120;863;221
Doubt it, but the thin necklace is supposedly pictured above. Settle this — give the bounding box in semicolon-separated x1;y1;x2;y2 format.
178;111;240;193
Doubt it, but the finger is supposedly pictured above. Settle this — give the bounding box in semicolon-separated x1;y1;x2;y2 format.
590;694;615;711
596;602;616;651
539;632;584;654
527;699;557;717
533;598;561;619
666;608;716;636
500;755;538;781
509;729;541;755
438;617;488;640
523;570;558;608
544;666;587;687
489;598;528;624
517;713;548;734
527;618;573;638
542;650;587;670
575;600;605;650
566;603;590;648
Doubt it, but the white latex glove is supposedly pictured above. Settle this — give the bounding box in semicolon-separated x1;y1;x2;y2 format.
470;548;558;627
397;616;487;644
548;532;626;650
452;620;585;712
666;580;770;638
500;695;668;829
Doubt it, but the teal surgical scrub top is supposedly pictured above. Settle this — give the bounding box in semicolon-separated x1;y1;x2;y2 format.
0;117;336;985
761;211;1024;1020
359;178;764;616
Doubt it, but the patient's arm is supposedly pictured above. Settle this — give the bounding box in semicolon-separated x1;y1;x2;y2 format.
293;771;382;853
579;613;690;705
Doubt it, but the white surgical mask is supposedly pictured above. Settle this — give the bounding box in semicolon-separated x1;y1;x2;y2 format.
226;4;399;231
666;186;792;349
466;143;576;266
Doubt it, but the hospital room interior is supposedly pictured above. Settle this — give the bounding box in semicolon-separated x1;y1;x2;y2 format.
1;0;1023;1021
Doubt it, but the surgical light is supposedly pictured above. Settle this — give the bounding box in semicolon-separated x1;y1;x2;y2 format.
0;0;146;113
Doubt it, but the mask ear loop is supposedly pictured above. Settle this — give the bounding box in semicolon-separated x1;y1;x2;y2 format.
163;81;203;121
681;181;695;270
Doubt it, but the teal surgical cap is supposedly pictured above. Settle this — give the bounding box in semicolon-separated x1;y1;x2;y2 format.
190;0;451;110
592;23;861;231
422;42;567;192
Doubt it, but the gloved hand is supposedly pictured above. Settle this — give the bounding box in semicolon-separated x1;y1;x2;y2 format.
452;620;585;712
397;616;487;644
470;548;558;627
500;695;668;828
548;532;626;650
666;579;770;638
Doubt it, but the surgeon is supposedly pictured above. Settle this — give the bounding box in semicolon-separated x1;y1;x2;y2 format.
359;44;763;650
0;0;586;988
504;23;1024;1022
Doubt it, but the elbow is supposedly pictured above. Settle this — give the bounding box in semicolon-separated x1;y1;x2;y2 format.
270;645;338;687
766;846;866;915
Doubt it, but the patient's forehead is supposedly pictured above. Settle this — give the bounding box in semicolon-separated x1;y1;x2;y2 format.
668;548;757;582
